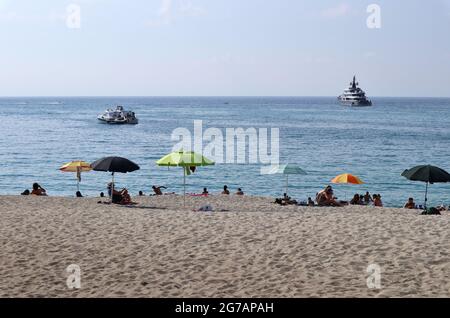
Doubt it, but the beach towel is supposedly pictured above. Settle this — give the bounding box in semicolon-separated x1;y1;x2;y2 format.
198;205;213;212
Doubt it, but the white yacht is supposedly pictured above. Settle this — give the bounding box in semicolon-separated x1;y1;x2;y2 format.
97;106;139;125
338;76;372;107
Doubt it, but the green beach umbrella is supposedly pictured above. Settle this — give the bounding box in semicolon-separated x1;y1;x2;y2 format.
156;150;215;206
401;165;450;209
263;164;307;196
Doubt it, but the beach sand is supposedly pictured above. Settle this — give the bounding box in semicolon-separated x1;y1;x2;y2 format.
1;194;449;298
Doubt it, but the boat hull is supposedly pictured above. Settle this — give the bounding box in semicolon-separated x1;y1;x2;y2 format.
338;98;372;107
97;117;139;125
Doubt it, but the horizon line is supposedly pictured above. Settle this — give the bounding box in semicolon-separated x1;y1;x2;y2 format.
1;95;450;99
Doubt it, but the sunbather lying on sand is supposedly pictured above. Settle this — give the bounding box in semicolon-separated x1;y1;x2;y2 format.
283;193;297;205
274;194;298;206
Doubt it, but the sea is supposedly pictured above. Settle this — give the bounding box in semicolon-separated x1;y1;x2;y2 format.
1;96;449;208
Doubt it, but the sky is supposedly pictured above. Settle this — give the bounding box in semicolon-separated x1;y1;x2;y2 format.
0;0;449;97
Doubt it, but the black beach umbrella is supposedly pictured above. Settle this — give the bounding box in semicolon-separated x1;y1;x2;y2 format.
401;165;450;208
91;156;140;198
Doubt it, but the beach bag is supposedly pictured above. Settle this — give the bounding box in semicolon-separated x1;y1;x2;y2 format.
421;207;441;215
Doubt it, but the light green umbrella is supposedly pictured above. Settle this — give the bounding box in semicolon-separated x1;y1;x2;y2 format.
263;164;307;196
156;150;215;206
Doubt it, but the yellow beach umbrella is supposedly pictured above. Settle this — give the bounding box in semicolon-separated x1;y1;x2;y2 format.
331;173;364;185
60;161;92;192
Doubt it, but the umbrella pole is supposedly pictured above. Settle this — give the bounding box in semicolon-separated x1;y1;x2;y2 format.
111;172;115;203
76;167;80;193
285;175;289;197
424;182;429;209
183;167;186;208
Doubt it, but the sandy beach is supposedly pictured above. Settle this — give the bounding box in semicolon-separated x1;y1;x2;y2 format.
1;194;449;298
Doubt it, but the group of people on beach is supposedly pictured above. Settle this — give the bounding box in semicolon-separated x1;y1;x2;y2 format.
21;181;245;202
274;185;386;208
21;183;47;196
137;185;245;197
20;181;448;211
315;186;383;207
219;185;244;196
349;192;383;207
272;185;449;211
402;197;447;212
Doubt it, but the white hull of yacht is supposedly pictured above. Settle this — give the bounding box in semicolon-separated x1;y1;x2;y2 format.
97;116;139;125
338;98;372;107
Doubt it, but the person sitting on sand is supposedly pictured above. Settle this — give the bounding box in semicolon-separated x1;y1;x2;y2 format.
316;190;327;206
107;183;129;203
112;188;132;204
113;189;133;205
350;194;362;205
222;185;230;195
373;194;383;207
76;191;83;198
21;189;30;196
31;183;47;196
308;197;315;207
202;188;209;195
404;198;416;209
363;192;373;205
152;185;167;196
316;186;342;207
236;188;244;195
326;187;344;206
119;189;133;205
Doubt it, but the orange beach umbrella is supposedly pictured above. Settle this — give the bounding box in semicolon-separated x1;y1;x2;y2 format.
331;173;364;185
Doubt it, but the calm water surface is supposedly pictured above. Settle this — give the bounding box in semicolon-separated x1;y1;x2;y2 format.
1;97;449;207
